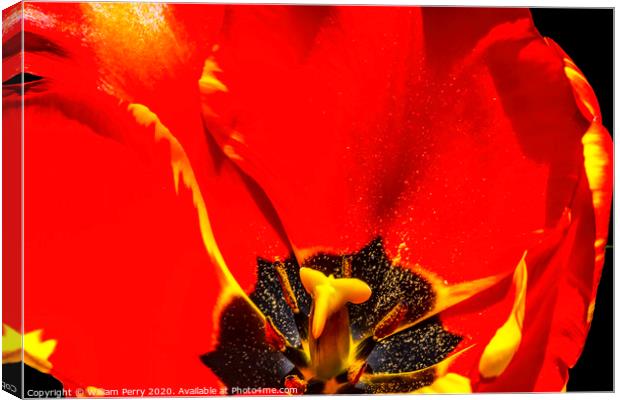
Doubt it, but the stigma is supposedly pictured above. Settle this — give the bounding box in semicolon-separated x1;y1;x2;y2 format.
300;267;372;379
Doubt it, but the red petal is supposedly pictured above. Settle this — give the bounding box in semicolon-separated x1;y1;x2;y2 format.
17;3;289;391
202;6;432;254
199;6;611;391
200;7;591;281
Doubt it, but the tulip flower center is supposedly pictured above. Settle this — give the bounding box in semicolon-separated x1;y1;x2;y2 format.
202;238;462;394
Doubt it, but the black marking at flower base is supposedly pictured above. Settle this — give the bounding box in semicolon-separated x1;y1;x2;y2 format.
201;237;461;394
362;368;436;394
199;297;295;391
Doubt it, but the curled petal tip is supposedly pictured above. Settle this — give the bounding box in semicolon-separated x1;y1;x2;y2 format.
479;254;528;379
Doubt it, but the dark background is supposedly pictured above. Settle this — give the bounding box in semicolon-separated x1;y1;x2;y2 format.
530;8;613;392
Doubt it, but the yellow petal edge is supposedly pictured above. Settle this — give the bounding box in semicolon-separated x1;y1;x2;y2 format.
478;252;528;378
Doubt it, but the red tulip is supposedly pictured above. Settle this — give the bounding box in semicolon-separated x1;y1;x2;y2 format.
3;3;611;395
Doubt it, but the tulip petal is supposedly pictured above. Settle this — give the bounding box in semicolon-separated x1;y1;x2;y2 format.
200;296;295;391
361;345;472;393
366;318;461;374
17;3;304;391
471;33;612;391
548;39;613;325
581;125;613;322
199;6;593;289
2;324;22;362
200;6;432;253
128;103;242;300
384;272;507;341
197;7;611;392
413;373;472;394
478;253;527;378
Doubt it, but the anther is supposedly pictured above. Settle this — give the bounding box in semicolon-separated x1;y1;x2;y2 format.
373;302;408;340
342;256;352;278
275;262;300;314
284;375;307;394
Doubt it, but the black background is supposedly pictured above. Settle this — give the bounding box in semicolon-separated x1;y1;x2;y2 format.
530;8;613;392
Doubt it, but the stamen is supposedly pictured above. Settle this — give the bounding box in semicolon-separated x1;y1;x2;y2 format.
373;302;408;340
342;256;352;278
284;375;307;394
347;360;368;385
274;261;300;313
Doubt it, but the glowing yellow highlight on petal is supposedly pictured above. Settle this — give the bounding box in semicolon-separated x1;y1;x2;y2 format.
413;373;472;394
299;268;371;338
2;324;57;374
587;301;596;325
582;124;613;300
82;3;184;99
560;43;613;325
128;104;265;322
583;125;613;211
384;271;504;340
479;252;528;379
363;345;473;393
24;331;56;365
561;51;612;237
564;65;598;119
200;57;228;95
2;324;21;358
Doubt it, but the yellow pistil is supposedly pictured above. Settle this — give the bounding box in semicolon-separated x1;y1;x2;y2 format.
300;267;371;380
